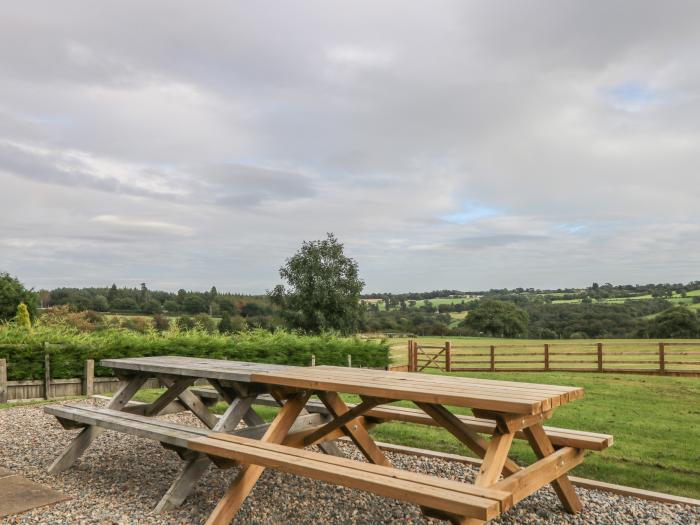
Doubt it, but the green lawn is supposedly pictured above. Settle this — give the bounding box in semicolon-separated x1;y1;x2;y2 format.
128;371;700;499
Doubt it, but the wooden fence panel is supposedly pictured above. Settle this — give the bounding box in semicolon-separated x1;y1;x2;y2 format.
416;341;700;377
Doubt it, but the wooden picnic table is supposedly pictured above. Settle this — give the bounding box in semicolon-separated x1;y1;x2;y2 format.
45;356;606;525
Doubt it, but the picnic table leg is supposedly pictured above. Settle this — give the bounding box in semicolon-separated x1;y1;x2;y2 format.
49;374;148;473
318;392;391;466
415;403;520;476
155;394;260;513
204;391;311;525
523;423;582;513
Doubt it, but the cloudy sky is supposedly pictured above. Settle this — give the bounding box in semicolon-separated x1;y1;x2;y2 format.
1;1;699;293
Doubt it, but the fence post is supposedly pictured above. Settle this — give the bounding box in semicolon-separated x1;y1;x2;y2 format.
84;359;94;397
44;350;51;400
311;354;316;367
597;342;603;372
347;354;352;368
659;342;665;373
407;340;413;372
412;340;419;372
490;345;496;372
0;358;7;403
445;341;451;372
544;343;550;372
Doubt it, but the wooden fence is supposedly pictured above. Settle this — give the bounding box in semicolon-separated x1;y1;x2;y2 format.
0;357;160;403
406;340;700;377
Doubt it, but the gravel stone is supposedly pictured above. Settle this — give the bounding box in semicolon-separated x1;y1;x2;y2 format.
0;399;698;524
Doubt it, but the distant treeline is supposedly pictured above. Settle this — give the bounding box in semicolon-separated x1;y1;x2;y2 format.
34;280;700;339
41;284;281;329
362;281;700;303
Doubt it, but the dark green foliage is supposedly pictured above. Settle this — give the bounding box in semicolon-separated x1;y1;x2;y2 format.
141;299;162;314
645;307;700;338
462;300;529;338
0;273;37;322
193;313;216;333
110;297;139;311
218;312;235;334
183;295;207;314
269;233;364;334
177;316;196;330
0;325;389;380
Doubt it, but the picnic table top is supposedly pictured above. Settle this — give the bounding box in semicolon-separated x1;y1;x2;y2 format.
101;356;583;414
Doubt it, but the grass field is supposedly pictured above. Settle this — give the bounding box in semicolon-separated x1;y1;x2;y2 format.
129;370;700;499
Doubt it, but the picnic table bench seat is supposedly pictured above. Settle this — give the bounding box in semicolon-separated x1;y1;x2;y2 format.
44;404;325;452
190;387;613;451
188;433;512;522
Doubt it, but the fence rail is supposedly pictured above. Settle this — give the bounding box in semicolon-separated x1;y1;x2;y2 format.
406;340;700;377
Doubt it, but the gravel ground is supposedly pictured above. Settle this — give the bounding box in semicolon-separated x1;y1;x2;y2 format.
0;399;698;525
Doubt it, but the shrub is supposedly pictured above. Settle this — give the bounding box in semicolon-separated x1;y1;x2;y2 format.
120;316;151;333
177;316;196;331
153;314;170;332
16;303;32;330
0;325;390;380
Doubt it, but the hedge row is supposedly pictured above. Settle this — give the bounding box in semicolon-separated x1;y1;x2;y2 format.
0;325;390;380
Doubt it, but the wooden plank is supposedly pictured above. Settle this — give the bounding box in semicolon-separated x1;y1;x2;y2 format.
0;359;6;404
83;360;94;397
251;370;546;414
190;435;508;521
44;353;51;400
154;392;259;513
302;396;387;447
48;375;147;473
146;377;195;416
158;375;218;429
474;432;515;487
523;424;582;513
339;440;700;508
416;403;521;476
189;389;611;451
319;392;391;467
203;392;311;525
492;447;583;505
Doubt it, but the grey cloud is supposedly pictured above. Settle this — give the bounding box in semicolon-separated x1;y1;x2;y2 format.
1;1;699;292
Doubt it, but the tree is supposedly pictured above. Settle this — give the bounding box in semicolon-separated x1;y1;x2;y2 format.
463;300;529;338
141;299;162;314
107;284;118;303
183;295;207;314
16;303;31;329
0;273;37;322
646;307;700;338
92;295;109;311
269;233;364;334
163;299;181;313
110;297;139;311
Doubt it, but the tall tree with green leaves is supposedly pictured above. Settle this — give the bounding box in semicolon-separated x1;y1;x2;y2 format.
463;299;529;338
0;273;37;322
269;233;364;334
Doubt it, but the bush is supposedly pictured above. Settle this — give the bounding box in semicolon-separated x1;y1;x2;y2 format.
152;314;170;332
0;324;390;380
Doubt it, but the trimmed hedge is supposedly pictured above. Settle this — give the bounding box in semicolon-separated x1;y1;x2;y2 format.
0;325;390;380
